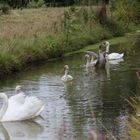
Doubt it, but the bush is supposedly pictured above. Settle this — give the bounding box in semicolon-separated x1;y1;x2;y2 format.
114;0;140;28
0;4;10;14
104;18;124;36
27;0;46;8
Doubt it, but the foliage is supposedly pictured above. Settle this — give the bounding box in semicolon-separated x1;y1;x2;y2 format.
62;6;120;51
27;0;46;8
6;0;29;8
0;6;124;76
103;18;124;36
114;0;140;29
0;2;10;14
0;0;76;8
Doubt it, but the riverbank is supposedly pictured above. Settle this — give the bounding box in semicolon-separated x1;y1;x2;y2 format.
65;35;129;55
0;7;135;76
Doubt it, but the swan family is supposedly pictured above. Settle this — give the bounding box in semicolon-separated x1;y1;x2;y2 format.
0;41;123;124
61;41;124;82
85;41;124;69
0;85;44;122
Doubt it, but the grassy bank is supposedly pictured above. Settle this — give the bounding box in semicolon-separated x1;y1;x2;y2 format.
126;94;140;140
66;35;129;55
0;7;126;76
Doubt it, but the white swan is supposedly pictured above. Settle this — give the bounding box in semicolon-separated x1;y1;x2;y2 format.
104;41;124;60
0;89;44;122
61;65;73;82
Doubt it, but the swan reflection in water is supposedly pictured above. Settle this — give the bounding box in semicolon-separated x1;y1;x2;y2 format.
0;118;44;140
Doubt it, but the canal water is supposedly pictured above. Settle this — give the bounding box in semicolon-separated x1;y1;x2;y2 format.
0;43;139;140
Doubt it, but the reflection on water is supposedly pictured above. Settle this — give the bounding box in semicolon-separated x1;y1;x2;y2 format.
109;59;124;65
0;119;44;140
0;43;139;140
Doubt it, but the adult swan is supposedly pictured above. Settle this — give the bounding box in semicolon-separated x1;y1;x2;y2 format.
0;86;44;122
104;41;124;60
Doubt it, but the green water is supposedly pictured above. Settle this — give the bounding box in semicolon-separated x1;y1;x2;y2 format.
0;43;139;140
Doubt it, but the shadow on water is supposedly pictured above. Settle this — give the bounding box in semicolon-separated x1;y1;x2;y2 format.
0;42;139;140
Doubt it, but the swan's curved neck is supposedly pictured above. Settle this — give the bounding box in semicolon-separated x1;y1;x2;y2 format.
97;51;105;68
0;93;8;120
86;58;90;67
106;43;110;54
90;56;94;63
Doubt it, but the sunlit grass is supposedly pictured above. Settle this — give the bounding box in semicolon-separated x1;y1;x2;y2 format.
0;7;125;76
128;116;140;140
0;8;65;39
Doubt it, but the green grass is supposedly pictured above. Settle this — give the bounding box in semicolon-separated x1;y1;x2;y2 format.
0;7;128;76
65;35;129;56
128;116;140;140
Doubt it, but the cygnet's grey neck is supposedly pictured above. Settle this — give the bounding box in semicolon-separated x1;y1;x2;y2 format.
64;69;69;76
86;58;90;67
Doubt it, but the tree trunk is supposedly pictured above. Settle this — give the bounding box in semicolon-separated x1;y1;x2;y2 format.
96;0;107;24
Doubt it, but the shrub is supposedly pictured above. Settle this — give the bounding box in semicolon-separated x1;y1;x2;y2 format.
27;0;46;8
104;18;125;36
114;0;140;29
0;4;10;14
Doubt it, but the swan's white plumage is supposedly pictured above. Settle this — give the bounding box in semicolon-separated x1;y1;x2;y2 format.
0;86;44;122
34;105;45;117
2;96;43;122
108;53;124;60
9;92;25;106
